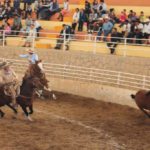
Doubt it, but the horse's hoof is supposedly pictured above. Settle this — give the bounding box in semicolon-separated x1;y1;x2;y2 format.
52;94;57;100
26;115;34;122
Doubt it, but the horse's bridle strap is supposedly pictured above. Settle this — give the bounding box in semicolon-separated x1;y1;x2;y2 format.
18;95;32;99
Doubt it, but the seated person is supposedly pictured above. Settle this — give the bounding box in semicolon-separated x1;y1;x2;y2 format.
11;14;22;35
107;28;122;54
54;24;71;50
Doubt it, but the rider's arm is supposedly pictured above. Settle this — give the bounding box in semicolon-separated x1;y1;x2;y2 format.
34;54;39;61
19;54;29;58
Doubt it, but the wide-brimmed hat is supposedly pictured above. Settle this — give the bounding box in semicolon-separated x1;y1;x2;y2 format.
26;48;35;53
0;61;12;69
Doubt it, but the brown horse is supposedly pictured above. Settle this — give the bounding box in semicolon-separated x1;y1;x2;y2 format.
131;90;150;118
24;60;56;99
0;77;43;121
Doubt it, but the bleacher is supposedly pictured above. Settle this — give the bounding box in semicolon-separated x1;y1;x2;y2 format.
0;0;150;58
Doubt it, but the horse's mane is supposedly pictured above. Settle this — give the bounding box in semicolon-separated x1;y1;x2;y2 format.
23;61;49;89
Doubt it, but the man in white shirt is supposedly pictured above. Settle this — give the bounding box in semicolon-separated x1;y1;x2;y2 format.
32;19;42;37
72;8;80;31
97;0;107;17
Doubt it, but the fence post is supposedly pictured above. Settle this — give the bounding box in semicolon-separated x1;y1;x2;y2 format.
32;33;35;50
93;36;97;54
63;33;66;51
142;75;146;89
2;30;5;47
117;72;121;86
123;38;127;57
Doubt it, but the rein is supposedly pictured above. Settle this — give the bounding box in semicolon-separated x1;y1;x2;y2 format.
18;94;32;99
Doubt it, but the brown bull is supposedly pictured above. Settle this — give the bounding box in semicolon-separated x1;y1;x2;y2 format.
131;90;150;118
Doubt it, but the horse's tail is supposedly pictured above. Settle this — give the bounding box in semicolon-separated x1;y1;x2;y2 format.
131;94;135;99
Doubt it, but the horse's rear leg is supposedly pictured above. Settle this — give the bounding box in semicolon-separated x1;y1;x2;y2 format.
29;105;33;115
140;108;150;118
6;103;17;114
0;109;5;118
21;105;33;122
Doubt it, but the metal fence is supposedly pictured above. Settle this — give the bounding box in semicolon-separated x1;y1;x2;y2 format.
0;30;150;56
1;58;150;91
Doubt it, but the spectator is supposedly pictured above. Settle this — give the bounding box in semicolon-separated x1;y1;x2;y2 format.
23;24;37;47
32;18;42;37
130;12;138;22
85;0;91;18
88;9;98;32
4;22;11;35
0;6;6;21
11;14;22;35
72;8;80;31
21;14;32;35
58;0;69;21
139;11;145;23
134;29;143;44
25;4;32;18
78;9;87;31
54;24;71;50
107;28;122;54
119;11;127;23
143;18;150;43
4;6;13;20
128;10;134;21
97;16;113;41
92;0;98;12
13;0;20;11
97;0;107;17
108;8;118;23
23;0;32;11
42;0;59;20
93;17;103;32
121;20;131;37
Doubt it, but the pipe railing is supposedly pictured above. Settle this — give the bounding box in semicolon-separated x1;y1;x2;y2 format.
0;30;150;55
0;58;150;91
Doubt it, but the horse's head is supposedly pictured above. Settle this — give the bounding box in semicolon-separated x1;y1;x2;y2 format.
35;60;44;73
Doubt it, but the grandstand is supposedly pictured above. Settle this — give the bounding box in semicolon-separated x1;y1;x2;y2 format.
0;0;149;58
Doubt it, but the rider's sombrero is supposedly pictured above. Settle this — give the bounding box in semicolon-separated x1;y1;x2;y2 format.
26;48;35;53
0;61;12;69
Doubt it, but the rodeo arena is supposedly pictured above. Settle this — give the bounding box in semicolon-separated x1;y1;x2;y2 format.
0;0;150;150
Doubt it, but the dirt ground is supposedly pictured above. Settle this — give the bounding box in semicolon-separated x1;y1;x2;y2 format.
0;92;150;150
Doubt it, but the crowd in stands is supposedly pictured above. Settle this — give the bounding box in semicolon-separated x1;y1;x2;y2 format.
0;0;149;52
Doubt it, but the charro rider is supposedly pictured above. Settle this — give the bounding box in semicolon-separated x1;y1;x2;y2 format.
19;48;39;64
19;48;39;78
0;61;20;108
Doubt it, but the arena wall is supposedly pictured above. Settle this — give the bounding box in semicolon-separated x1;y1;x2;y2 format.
1;46;150;108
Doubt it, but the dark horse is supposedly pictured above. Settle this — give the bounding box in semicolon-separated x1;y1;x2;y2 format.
24;60;56;99
0;77;43;121
131;90;150;118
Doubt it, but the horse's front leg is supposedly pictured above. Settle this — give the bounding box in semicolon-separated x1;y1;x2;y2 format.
0;109;5;118
28;105;33;115
21;105;33;121
140;108;150;118
6;103;18;114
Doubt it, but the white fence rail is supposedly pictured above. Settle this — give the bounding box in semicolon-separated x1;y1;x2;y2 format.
0;30;150;56
1;58;150;91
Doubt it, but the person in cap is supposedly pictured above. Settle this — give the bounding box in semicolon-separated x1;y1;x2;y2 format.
19;48;39;64
0;61;20;108
23;23;37;47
